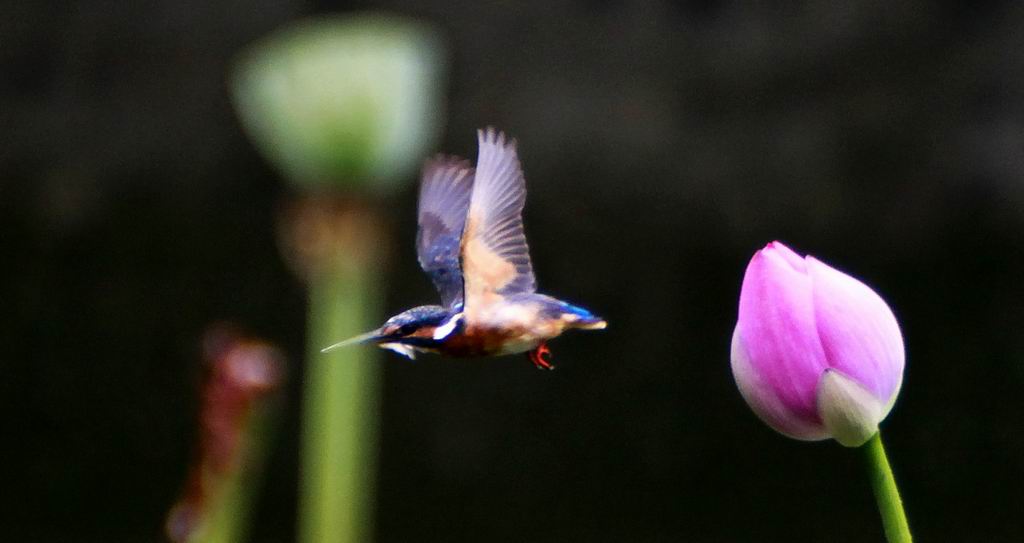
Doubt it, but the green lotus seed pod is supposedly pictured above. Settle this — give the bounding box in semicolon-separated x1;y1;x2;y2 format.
231;14;446;192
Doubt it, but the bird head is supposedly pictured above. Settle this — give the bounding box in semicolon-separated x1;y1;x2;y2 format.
321;305;457;358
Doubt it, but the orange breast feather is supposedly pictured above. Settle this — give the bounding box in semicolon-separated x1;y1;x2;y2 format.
439;324;519;357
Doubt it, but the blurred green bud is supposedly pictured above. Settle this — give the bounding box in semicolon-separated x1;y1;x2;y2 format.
230;14;446;192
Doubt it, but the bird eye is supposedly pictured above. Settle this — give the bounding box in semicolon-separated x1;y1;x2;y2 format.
398;324;418;336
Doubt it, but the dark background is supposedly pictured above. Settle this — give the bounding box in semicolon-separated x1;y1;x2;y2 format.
4;1;1024;541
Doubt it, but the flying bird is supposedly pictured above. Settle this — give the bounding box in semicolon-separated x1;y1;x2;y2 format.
323;128;606;369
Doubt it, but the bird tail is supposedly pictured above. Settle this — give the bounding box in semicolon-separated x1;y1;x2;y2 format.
575;316;608;330
562;303;608;330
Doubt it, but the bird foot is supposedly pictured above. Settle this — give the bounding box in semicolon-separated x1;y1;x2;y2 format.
528;342;555;370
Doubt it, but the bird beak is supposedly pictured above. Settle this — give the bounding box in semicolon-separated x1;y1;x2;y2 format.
320;328;386;353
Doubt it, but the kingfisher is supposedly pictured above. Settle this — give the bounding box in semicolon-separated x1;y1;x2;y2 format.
322;128;606;369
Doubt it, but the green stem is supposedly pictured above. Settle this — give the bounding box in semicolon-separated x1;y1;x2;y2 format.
863;432;912;543
299;257;381;543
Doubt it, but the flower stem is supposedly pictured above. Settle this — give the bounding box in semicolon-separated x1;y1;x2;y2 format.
863;431;912;543
299;247;381;543
198;402;279;543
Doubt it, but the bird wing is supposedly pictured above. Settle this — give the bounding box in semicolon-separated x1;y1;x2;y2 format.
460;128;537;318
417;155;475;308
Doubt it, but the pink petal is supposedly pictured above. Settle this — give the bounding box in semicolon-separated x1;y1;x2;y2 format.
766;240;807;273
735;243;830;431
732;326;829;440
806;257;904;413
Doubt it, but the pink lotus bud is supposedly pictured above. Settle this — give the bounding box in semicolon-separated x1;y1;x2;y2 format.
731;242;904;447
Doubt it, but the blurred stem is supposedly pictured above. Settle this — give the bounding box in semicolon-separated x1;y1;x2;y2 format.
298;204;382;543
198;404;278;543
863;432;912;543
